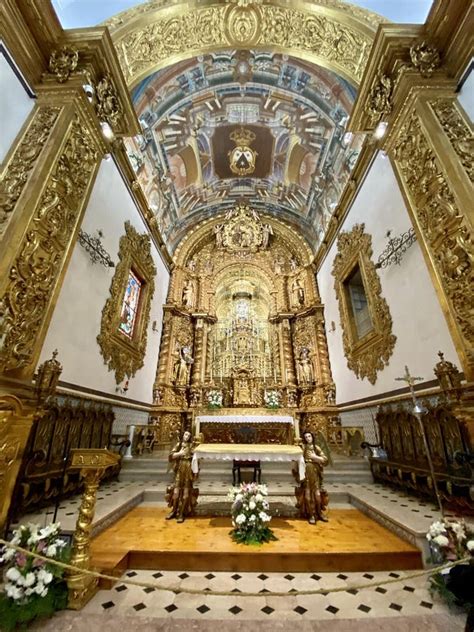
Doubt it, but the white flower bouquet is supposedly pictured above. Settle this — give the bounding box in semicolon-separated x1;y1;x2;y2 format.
207;389;223;409
228;482;277;545
426;518;474;609
0;522;70;630
264;390;280;409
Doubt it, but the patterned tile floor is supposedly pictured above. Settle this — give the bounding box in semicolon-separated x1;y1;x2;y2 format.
77;567;466;627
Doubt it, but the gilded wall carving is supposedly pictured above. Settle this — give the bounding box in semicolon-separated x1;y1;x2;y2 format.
97;221;156;383
0;115;99;373
332;223;396;384
394;112;473;374
0;107;61;236
429;98;474;183
113;3;373;87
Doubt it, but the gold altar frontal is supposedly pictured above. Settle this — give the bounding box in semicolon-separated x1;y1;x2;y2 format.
90;507;422;582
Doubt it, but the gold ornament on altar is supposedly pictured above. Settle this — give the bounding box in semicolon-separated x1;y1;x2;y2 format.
48;46;79;83
228;127;258;176
33;349;63;404
215;203;272;254
410;41;441;78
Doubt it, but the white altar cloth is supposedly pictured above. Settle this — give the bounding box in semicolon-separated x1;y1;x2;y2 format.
196;414;293;424
192;443;305;479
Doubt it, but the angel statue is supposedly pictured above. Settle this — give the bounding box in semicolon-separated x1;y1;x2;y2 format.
294;431;329;525
165;430;199;523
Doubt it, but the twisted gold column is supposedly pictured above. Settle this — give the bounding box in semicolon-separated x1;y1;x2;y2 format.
67;449;119;610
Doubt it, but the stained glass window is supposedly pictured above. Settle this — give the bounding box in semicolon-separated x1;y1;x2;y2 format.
118;270;142;339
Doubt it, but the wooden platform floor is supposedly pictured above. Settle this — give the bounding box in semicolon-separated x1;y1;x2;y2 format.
90;507;422;576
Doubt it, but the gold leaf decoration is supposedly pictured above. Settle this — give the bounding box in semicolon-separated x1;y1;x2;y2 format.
97;221;156;383
394;112;473;375
0;115;99;372
332;223;396;383
0;107;61;236
113;3;373;87
429;98;474;183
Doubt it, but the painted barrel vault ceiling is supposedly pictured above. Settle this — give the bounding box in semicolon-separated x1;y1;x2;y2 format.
50;0;434;254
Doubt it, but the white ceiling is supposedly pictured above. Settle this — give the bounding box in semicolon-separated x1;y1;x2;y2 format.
51;0;434;30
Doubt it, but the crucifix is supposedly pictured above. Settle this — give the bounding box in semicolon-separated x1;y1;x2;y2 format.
396;365;444;516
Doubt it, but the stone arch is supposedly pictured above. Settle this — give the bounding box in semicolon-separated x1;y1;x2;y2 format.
106;1;385;90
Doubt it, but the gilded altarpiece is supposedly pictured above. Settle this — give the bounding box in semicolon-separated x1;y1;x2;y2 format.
153;204;338;442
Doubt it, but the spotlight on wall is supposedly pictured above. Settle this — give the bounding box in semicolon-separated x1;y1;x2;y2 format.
100;121;115;141
342;132;353;146
83;83;95;103
373;121;388;140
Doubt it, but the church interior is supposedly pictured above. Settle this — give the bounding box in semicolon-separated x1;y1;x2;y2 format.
0;0;473;630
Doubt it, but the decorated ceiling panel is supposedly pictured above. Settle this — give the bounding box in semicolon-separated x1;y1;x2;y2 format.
125;50;364;253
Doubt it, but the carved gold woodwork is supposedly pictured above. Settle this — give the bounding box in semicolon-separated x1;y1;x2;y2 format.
95;74;124;130
48;46;79;83
393;110;473;378
332;224;396;384
0;110;100;377
366;74;393;126
0;395;37;533
410;41;441;78
0;106;61;236
67;449;119;609
97;221;156;383
108;1;381;89
33;349;63;404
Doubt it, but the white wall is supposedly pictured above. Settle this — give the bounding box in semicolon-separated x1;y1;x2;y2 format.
0;50;35;163
458;65;473;121
39;158;170;404
318;153;459;404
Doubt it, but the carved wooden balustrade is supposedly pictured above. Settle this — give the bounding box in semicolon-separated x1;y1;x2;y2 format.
10;399;119;522
366;395;474;511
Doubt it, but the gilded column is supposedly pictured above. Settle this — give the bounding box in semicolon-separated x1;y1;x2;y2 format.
281;317;297;386
155;308;175;386
315;309;332;385
191;316;205;386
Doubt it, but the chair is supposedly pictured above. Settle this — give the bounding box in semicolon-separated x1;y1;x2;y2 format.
232;460;261;486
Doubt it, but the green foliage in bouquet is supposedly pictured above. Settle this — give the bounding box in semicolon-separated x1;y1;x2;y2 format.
228;483;278;545
0;523;71;631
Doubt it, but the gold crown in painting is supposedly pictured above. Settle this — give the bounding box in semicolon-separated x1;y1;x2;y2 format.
230;127;256;146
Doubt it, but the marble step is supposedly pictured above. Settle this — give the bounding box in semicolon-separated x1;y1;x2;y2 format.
142;488;351;504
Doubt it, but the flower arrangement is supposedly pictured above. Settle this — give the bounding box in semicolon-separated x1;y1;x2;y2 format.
426;518;474;609
0;523;70;631
264;390;280;409
228;483;278;545
207;389;223;409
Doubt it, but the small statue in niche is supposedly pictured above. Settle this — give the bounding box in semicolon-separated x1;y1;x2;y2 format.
261;223;273;249
289;256;299;272
324;382;336;405
291;278;305;307
173;345;194;386
297;347;314;385
152;386;163;405
187;257;197;272
294;431;329;525
182;279;195;309
165;430;199;523
274;255;285;275
214;223;224;248
287;388;298;407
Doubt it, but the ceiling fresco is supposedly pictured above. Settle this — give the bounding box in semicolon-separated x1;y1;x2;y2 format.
125;50;364;253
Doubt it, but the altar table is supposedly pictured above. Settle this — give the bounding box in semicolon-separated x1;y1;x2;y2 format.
192;443;305;479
